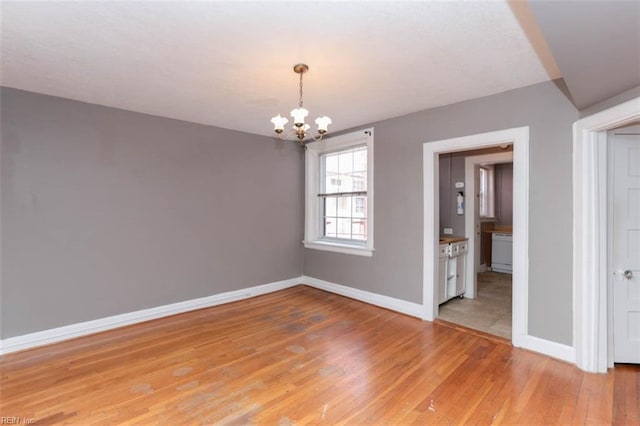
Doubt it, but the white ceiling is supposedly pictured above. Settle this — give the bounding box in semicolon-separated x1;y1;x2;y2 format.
0;1;560;137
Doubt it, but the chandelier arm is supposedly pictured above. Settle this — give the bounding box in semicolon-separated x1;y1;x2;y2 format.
276;129;296;141
307;132;324;142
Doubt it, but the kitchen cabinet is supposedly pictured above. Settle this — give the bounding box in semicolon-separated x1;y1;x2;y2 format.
438;239;468;304
438;243;449;303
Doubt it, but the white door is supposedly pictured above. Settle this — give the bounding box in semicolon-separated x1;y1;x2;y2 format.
612;129;640;364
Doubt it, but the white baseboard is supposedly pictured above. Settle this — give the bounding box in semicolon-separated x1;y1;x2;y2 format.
0;277;300;355
519;334;576;364
1;275;577;367
301;275;423;318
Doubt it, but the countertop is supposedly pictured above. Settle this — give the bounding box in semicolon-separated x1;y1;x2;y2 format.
439;236;468;244
485;225;513;235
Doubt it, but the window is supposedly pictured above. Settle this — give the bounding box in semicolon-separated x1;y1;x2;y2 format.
304;128;374;256
479;165;495;218
321;146;367;241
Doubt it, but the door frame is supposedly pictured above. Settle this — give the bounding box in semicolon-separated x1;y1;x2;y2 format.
464;152;513;298
422;126;529;349
573;97;640;373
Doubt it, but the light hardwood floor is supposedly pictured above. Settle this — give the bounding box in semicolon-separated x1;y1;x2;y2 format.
1;285;638;424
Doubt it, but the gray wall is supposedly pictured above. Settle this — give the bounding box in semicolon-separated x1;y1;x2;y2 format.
579;85;640;118
1;87;303;338
438;154;465;236
439;150;512;236
303;80;578;345
495;163;513;226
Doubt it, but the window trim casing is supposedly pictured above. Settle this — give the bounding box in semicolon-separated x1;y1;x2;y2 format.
304;128;374;256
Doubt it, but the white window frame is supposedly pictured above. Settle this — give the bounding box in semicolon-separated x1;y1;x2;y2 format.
304;128;374;256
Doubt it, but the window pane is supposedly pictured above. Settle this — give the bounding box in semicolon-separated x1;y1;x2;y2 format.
336;218;352;239
324;154;339;174
338;151;353;174
326;173;341;193
337;196;352;218
353;148;367;172
351;219;367;240
324;154;339;192
324;218;337;238
479;166;494;218
352;171;367;192
325;196;337;217
353;197;366;218
321;145;367;195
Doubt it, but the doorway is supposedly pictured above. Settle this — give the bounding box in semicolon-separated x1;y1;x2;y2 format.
573;97;640;373
436;150;514;339
422;126;529;349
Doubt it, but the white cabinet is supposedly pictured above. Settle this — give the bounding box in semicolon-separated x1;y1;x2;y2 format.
439;240;468;304
438;244;449;303
451;250;466;297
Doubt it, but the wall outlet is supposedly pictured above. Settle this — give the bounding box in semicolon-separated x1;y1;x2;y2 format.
444;228;453;235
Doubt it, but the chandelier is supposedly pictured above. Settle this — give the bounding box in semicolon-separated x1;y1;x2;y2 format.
270;63;331;144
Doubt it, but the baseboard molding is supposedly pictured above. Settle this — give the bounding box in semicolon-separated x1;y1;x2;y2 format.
0;277;300;355
1;275;577;367
519;334;576;364
301;275;423;318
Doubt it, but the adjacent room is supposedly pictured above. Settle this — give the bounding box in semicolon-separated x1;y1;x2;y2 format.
1;1;639;424
437;148;514;340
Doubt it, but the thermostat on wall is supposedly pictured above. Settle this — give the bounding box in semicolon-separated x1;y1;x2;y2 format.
455;182;464;188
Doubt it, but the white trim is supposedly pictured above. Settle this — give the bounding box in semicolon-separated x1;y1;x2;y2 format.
0;277;300;355
304;128;374;255
302;241;373;257
1;272;580;365
573;97;640;373
423;127;529;350
301;275;423;318
464;152;513;299
520;334;576;364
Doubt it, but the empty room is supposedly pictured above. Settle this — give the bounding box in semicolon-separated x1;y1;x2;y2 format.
1;1;639;424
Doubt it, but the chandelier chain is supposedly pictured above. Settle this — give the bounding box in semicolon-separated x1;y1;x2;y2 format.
298;71;304;108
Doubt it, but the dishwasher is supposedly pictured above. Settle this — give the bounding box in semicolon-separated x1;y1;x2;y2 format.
491;233;513;273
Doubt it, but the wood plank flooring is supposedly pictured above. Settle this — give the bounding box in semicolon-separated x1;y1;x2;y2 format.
1;285;638;425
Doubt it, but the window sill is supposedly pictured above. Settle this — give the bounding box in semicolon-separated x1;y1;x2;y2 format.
303;240;374;257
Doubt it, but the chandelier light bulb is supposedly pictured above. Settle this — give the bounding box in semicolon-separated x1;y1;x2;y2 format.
290;107;309;127
315;116;332;134
270;114;289;133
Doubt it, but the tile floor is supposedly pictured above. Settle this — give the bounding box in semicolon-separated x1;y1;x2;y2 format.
438;271;512;339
